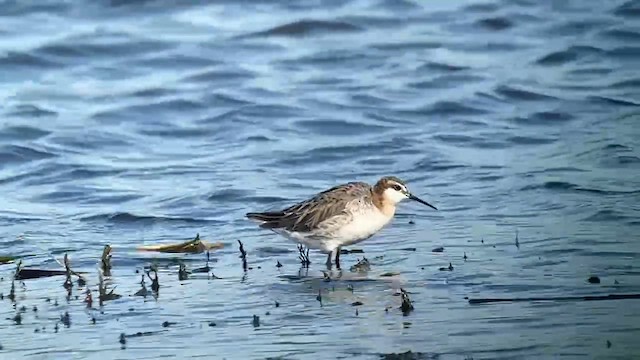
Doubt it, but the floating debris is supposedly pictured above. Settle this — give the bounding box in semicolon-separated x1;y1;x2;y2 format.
614;279;620;285
208;321;216;327
12;312;22;325
408;220;415;225
351;301;363;306
84;289;93;308
380;272;400;277
588;276;600;284
0;256;17;264
192;251;212;273
238;240;249;271
276;260;283;268
468;293;640;304
178;263;189;281
252;315;260;327
439;263;454;271
60;312;71;327
119;333;126;348
463;252;468;261
340;248;364;254
137;233;223;254
400;247;417;252
275;301;280;308
350;257;370;272
162;321;176;328
101;245;112;276
297;244;310;267
515;229;520;249
607;340;612;348
399;288;414;316
432;247;444;253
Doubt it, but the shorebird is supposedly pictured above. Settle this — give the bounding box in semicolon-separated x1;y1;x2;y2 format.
245;176;437;268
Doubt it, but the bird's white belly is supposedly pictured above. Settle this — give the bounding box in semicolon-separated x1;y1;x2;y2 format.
332;210;391;247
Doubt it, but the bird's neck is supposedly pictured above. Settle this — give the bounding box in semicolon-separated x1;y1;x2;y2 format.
371;187;396;218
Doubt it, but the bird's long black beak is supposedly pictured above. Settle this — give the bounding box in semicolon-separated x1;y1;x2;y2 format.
408;193;437;210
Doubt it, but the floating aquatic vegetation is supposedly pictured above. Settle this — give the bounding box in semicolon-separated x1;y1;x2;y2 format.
137;233;223;254
350;257;370;272
432;247;444;253
0;256;17;264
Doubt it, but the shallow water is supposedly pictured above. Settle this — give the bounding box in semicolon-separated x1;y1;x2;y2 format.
1;0;639;358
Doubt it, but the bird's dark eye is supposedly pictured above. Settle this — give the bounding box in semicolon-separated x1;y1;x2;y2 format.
392;184;402;191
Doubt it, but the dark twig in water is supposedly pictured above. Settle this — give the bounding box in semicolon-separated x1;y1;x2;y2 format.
101;245;112;276
84;288;93;308
63;254;73;290
515;229;520;249
134;274;149;297
468;293;640;305
349;257;371;272
178;263;189;281
238;240;248;271
146;267;160;293
439;262;454;271
297;244;310;267
98;268;121;306
399;288;414;316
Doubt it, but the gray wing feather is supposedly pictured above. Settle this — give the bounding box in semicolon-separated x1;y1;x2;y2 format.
246;182;372;233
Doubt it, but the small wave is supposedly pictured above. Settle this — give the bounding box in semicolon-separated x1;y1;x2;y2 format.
414;157;468;172
6;104;57;118
584;210;629;222
587;95;640;107
0;51;60;69
207;189;251;202
507;135;556;145
511;111;574;125
607;46;640;60
0;145;56;166
293;119;387;136
494;85;556;101
613;0;640;18
521;181;640;195
419;101;489;116
535;45;604;66
409;74;485;90
80;212;211;224
0;125;50;141
184;68;256;84
475;16;513;31
242;19;362;38
36;38;173;60
599;28;640;42
608;78;640;89
417;61;469;73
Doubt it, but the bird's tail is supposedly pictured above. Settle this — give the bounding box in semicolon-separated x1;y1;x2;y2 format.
245;212;288;229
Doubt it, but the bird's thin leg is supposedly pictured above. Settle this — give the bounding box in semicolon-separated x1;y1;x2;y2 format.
335;248;341;269
325;252;332;268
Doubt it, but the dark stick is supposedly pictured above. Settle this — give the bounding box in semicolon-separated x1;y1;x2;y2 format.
468;293;640;305
238;240;248;271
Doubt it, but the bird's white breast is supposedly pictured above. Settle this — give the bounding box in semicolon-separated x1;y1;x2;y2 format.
334;207;392;246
